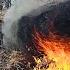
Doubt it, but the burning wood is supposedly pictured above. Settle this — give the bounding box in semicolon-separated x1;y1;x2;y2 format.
33;31;70;70
1;0;70;70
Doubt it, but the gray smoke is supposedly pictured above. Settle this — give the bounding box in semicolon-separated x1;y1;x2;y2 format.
2;0;68;50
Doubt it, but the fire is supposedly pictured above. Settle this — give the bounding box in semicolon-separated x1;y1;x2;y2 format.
34;31;70;70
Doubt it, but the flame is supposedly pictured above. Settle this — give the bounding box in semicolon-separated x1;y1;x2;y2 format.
34;31;70;70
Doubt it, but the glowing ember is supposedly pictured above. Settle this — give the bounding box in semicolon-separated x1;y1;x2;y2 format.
34;32;70;70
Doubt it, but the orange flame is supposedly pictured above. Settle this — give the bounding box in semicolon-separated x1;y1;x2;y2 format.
34;31;70;70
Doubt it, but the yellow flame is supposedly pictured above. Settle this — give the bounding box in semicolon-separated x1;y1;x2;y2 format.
34;32;70;70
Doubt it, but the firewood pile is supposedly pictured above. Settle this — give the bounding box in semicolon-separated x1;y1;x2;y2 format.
0;51;51;70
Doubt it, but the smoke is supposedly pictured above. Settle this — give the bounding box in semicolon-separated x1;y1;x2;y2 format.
2;0;67;50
